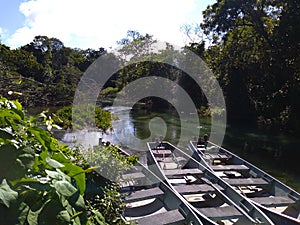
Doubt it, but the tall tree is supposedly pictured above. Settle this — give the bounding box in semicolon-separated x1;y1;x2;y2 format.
201;0;300;133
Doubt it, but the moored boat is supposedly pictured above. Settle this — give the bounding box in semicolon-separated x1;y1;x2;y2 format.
188;139;300;225
116;146;207;225
147;141;275;225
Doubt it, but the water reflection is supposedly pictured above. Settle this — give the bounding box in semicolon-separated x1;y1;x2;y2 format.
60;105;300;191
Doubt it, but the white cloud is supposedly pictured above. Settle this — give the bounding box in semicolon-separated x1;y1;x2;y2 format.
0;27;8;42
6;0;199;49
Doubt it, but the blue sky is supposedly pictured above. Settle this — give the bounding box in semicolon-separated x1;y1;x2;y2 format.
0;0;215;50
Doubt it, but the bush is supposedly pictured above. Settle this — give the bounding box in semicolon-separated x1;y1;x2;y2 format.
54;105;112;132
0;97;130;225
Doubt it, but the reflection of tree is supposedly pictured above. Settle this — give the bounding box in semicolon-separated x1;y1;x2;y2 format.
130;101;181;143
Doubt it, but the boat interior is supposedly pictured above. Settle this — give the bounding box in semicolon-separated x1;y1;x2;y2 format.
147;141;267;225
118;160;203;225
190;141;300;221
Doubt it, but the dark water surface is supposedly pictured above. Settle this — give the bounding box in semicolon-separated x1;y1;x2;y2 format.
108;106;300;192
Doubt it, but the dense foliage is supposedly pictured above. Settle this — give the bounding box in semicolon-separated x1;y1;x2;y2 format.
0;36;105;107
199;0;300;134
54;105;112;131
0;97;133;225
0;0;299;137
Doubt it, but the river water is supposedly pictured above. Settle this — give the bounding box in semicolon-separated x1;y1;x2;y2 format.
58;105;300;191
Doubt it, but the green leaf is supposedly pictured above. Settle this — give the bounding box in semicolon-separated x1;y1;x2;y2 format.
45;170;64;180
54;180;77;197
61;164;86;195
0;109;22;121
12;100;23;111
18;202;30;225
0;129;14;140
28;128;46;150
27;209;39;225
68;192;86;210
92;210;107;225
18;146;35;169
52;152;70;164
0;144;27;180
46;157;64;168
0;179;18;208
57;210;71;222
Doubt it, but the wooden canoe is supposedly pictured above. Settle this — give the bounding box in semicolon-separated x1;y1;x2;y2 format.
147;141;275;225
188;140;300;225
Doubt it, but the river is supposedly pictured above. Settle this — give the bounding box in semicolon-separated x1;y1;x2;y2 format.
36;104;299;192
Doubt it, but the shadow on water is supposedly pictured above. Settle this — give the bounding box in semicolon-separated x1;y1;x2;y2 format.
222;124;300;192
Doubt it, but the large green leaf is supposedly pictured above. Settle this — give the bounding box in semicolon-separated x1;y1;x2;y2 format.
0;179;18;208
0;144;26;180
61;164;86;195
46;157;64;168
54;180;77;197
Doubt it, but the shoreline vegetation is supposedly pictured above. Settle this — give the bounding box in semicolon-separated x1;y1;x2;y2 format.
0;96;137;225
1;25;299;137
0;0;299;223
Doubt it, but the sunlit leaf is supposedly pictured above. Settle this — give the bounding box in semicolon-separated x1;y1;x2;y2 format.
0;179;18;208
54;180;77;197
46;157;64;168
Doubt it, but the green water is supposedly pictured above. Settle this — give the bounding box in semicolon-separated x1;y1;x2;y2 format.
110;106;300;192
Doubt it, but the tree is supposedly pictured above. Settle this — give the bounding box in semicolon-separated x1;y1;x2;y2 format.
201;0;300;133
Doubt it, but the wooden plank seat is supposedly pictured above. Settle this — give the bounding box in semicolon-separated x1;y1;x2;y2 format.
225;178;269;186
174;184;223;194
122;172;145;180
197;205;243;220
135;209;185;225
155;156;186;163
125;187;164;203
152;149;172;155
250;196;296;207
203;153;230;160
211;164;249;171
162;168;203;177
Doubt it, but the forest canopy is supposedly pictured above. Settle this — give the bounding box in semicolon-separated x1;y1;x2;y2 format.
0;0;299;136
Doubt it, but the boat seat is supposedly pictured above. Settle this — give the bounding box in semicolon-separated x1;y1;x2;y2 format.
125;187;164;203
152;149;172;158
163;168;203;177
122;172;145;180
174;184;224;194
124;198;164;217
159;162;179;170
203;153;230;160
211;164;249;171
197;205;243;220
250;196;296;207
155;157;175;162
225;178;269;186
135;209;185;225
